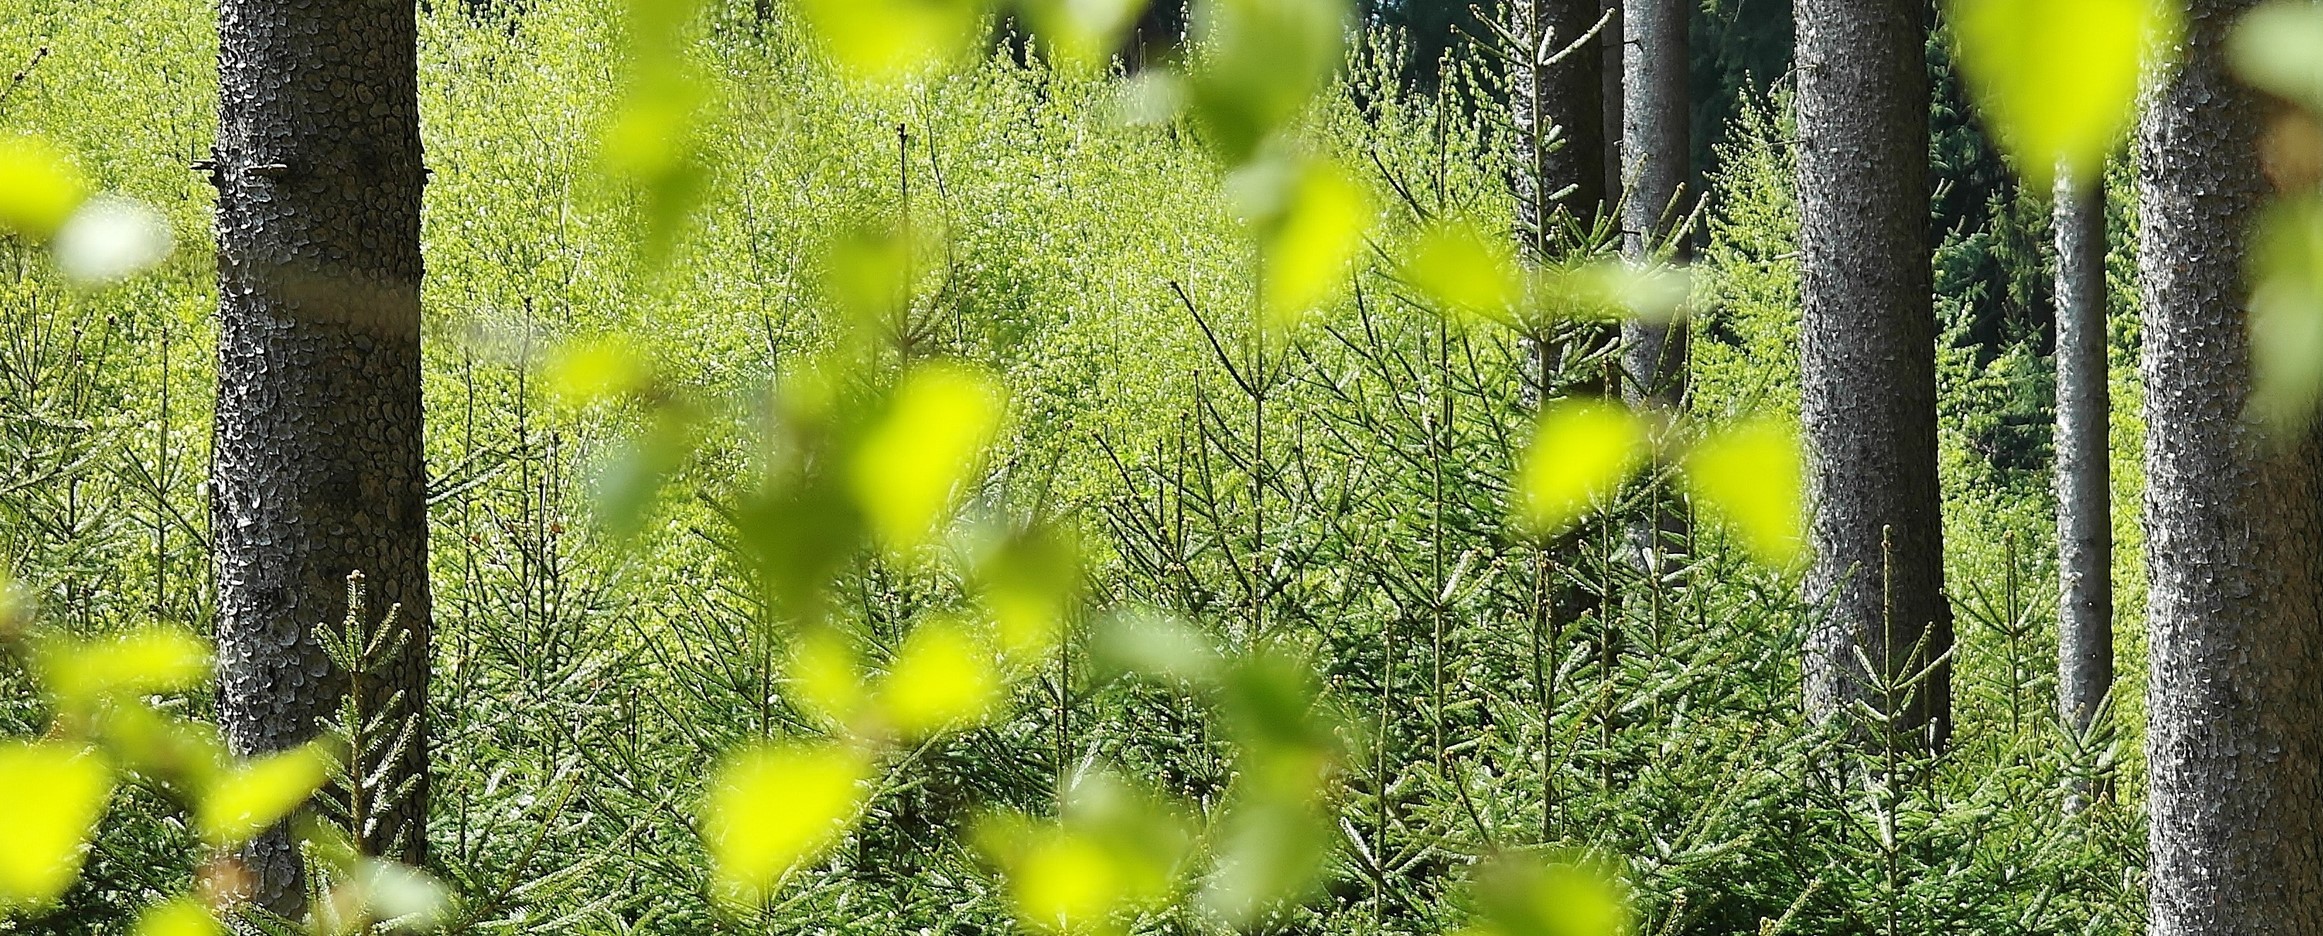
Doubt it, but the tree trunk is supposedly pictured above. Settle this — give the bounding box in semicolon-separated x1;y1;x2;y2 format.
1618;0;1689;567
2050;167;2112;801
2139;0;2323;927
1601;0;1625;212
1793;0;1951;747
1510;0;1608;255
213;0;431;915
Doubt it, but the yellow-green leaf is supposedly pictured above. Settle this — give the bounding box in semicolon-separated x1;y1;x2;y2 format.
1532;260;1690;323
2232;1;2323;112
39;627;212;706
350;858;455;929
703;743;872;908
543;335;652;409
1948;0;2178;188
132;898;223;936
876;616;1002;737
1185;0;1350;162
1681;419;1806;567
602;0;715;268
850;363;1005;553
1460;853;1631;936
0;136;89;240
91;700;229;790
2250;195;2323;433
987;823;1122;933
788;628;868;728
797;0;990;81
972;523;1083;662
0;743;112;911
1402;220;1523;325
1023;0;1148;70
1257;159;1370;335
1514;400;1649;538
197;744;334;847
974;774;1194;934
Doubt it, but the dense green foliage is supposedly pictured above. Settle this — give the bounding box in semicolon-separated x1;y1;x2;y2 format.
0;0;2161;932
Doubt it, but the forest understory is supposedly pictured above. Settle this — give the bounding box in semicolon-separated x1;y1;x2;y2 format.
3;0;2317;932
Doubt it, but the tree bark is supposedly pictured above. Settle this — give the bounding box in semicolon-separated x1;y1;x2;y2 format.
1793;0;1951;747
1510;0;1609;255
2050;168;2112;788
2139;0;2323;927
1601;0;1625;212
1618;0;1689;567
213;0;431;915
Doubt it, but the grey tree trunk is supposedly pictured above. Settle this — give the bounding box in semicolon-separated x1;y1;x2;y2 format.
2050;168;2112;793
1793;0;1951;747
1618;0;1688;566
1600;0;1624;211
2139;0;2323;928
213;0;431;915
1509;0;1608;255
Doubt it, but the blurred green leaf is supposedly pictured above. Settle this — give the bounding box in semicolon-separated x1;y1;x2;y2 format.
798;0;991;81
1515;400;1649;538
1202;648;1342;925
1025;0;1150;70
543;335;653;409
1200;797;1334;927
197;743;334;847
1184;0;1349;162
703;742;872;909
976;773;1194;934
90;701;228;790
1949;0;2178;188
971;521;1084;662
0;135;89;241
850;362;1006;554
823;221;929;333
2250;195;2323;433
736;475;863;624
602;0;716;267
1088;607;1223;685
1459;852;1631;936
876;615;1003;737
1532;260;1690;323
2233;1;2323;112
1681;418;1806;567
348;858;455;931
586;410;695;540
52;195;173;285
132;897;222;936
1254;158;1370;335
789;627;869;729
1402;220;1523;325
37;627;212;708
0;742;112;912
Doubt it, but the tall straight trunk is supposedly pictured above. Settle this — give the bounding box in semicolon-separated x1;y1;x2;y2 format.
1618;0;1688;565
2050;168;2112;770
1510;0;1609;255
1600;0;1625;211
1793;0;1951;746
2139;0;2323;927
213;0;431;914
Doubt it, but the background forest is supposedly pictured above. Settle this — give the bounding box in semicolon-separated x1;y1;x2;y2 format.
0;0;2303;931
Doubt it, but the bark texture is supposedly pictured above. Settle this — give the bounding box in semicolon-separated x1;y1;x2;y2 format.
214;0;431;914
1793;0;1951;746
1618;0;1688;565
1510;0;1609;252
2139;0;2323;928
2051;170;2112;750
